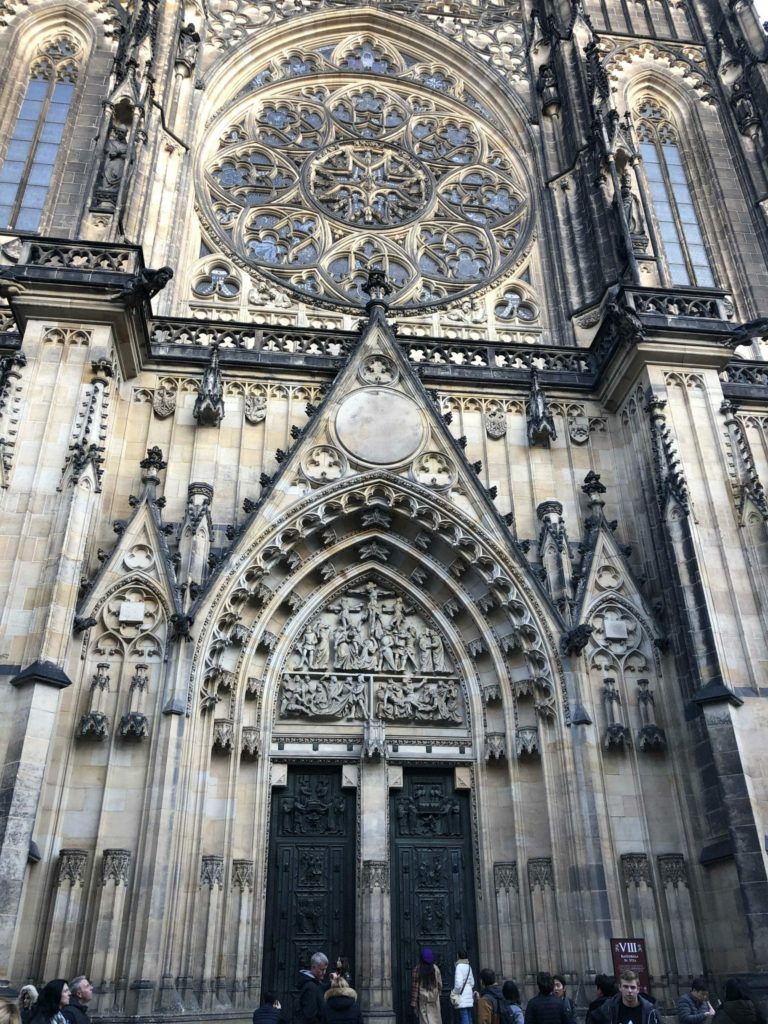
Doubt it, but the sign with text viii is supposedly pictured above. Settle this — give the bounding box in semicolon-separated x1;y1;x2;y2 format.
611;937;650;992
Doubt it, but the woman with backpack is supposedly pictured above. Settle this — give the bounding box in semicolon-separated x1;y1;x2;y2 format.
410;948;442;1024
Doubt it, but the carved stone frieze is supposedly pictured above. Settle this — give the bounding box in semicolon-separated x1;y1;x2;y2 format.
102;848;131;885
57;849;88;887
278;777;347;836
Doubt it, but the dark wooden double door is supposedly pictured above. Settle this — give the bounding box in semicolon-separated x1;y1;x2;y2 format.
262;768;477;1021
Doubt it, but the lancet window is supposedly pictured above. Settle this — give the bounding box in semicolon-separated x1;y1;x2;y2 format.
0;38;79;231
635;98;715;289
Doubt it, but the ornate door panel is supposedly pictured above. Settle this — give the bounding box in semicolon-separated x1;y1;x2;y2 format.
262;769;356;1016
391;771;478;1022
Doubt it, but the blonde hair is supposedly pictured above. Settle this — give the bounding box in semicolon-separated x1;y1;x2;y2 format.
0;999;22;1024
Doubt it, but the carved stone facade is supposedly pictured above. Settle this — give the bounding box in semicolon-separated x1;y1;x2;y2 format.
1;0;768;1018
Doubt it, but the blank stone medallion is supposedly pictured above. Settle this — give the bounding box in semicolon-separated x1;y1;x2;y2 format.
335;389;426;465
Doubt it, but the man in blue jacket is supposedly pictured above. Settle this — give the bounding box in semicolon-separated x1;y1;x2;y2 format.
678;980;715;1024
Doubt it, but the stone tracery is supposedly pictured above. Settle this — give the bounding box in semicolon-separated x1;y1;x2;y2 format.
200;62;531;310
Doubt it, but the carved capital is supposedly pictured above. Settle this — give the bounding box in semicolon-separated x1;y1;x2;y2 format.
57;848;88;887
528;857;554;892
621;852;652;888
200;855;224;889
102;848;131;885
658;854;688;889
494;861;519;894
232;858;254;891
362;860;390;894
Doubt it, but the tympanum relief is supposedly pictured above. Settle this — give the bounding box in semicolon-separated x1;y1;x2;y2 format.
277;581;464;727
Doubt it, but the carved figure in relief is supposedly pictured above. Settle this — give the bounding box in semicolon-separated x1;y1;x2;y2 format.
418;633;434;673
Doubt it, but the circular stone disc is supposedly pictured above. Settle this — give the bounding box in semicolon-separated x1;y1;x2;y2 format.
335;389;425;465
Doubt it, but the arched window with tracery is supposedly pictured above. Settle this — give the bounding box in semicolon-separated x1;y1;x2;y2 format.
635;98;715;289
0;37;80;232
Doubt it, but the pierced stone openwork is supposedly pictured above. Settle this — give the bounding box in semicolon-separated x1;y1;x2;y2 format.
199;71;531;310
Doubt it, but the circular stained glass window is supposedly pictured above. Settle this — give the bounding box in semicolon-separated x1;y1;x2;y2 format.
199;78;531;311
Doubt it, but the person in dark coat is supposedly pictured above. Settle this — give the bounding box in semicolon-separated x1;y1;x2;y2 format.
297;953;329;1024
28;981;70;1024
553;976;576;1024
524;973;571;1024
477;968;506;1024
322;978;361;1024
18;987;38;1024
586;975;617;1024
590;971;660;1024
713;979;767;1024
62;976;92;1024
253;991;282;1024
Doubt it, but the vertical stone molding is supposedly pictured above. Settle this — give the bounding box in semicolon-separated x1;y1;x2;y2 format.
527;858;560;973
360;860;394;1024
78;663;111;740
119;665;150;740
231;859;255;1007
43;849;89;979
658;855;701;984
620;854;664;989
494;862;525;982
90;849;132;1010
199;856;225;1008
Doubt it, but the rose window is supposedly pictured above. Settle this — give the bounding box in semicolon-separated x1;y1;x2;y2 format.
200;77;531;310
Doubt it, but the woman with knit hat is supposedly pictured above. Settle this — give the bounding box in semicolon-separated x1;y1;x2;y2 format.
410;949;443;1024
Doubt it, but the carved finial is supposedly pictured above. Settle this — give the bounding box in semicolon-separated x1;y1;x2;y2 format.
362;268;392;312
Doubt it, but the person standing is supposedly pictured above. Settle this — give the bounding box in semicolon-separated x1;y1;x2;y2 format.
712;979;766;1024
475;969;506;1024
553;976;576;1024
18;987;38;1024
322;977;362;1024
62;977;92;1024
586;975;617;1024
452;949;474;1024
524;973;570;1024
590;970;660;1024
678;980;715;1024
502;981;525;1024
28;981;70;1024
253;991;282;1024
297;953;330;1024
410;948;442;1024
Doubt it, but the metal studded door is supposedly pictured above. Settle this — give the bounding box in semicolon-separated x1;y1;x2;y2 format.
391;770;478;1022
262;768;356;1017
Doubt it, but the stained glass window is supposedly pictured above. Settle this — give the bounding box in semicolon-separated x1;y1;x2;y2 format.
635;99;715;289
0;39;78;232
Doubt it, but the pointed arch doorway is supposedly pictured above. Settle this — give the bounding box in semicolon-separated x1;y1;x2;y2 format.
391;768;478;1023
262;767;357;1012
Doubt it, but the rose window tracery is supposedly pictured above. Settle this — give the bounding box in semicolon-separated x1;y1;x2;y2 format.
200;72;531;310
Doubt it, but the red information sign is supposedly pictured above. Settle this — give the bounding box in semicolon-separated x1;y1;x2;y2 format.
611;937;650;993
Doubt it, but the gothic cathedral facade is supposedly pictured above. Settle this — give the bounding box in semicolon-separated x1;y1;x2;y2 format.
1;0;768;1019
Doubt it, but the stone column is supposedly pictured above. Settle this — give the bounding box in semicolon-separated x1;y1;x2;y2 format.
657;855;701;985
620;854;665;991
494;863;524;981
232;859;254;1008
90;849;131;1012
43;849;89;979
359;759;395;1024
199;855;225;1009
527;858;560;971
